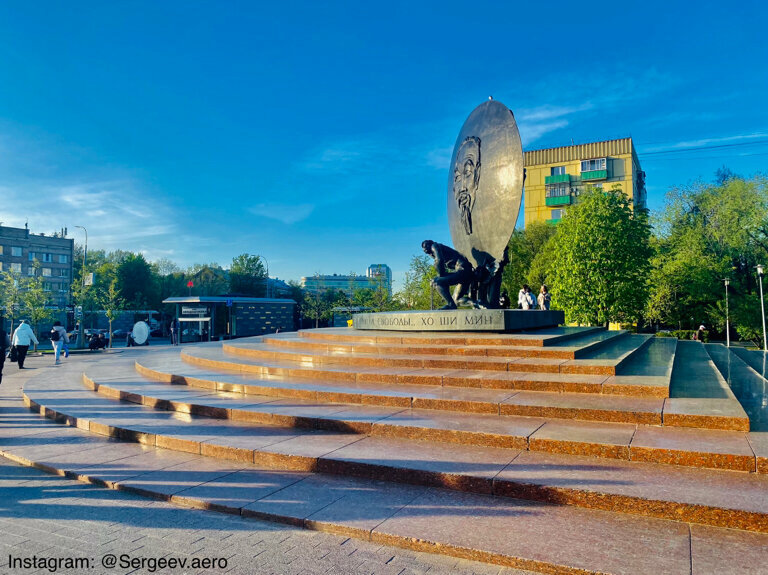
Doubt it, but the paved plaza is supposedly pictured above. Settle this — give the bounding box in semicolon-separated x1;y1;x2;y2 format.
0;353;531;575
2;330;768;574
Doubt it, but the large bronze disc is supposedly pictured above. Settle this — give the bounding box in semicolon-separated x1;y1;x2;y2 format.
447;100;523;268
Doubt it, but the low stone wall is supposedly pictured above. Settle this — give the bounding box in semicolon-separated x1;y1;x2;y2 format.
353;309;564;332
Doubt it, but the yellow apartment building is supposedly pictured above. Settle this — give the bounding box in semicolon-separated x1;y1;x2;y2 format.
523;137;646;225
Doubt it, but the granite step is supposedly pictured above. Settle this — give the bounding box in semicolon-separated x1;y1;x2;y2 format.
84;365;760;470
606;337;677;397
18;368;768;536
223;333;655;377
4;421;764;575
296;325;606;347
707;344;768;433
178;345;620;394
730;347;768;379
166;345;749;430
261;328;628;360
660;342;750;432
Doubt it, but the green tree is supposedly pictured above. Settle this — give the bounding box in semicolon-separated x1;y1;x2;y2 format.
188;263;229;296
548;187;651;325
22;261;54;348
501;222;557;297
646;175;768;336
396;255;437;309
117;253;157;309
100;278;125;348
0;267;23;330
302;274;333;328
229;254;267;296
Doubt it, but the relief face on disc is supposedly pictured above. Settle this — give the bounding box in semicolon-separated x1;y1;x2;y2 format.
447;100;524;268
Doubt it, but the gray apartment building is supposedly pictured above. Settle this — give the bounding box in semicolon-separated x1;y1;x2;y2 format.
301;264;392;297
0;224;75;309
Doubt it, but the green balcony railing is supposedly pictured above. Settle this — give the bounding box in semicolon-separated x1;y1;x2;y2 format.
545;174;570;184
545;195;571;207
546;218;561;225
581;169;607;181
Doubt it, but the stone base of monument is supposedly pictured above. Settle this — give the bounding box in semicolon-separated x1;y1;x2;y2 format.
352;309;565;332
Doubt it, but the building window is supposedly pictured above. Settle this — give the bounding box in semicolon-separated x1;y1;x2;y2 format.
28;252;36;261
28;266;35;276
10;263;21;273
551;209;564;219
59;254;68;264
58;268;69;277
581;158;606;172
43;282;52;292
42;253;53;263
42;268;52;277
11;246;22;257
546;184;569;198
551;166;566;176
0;246;3;255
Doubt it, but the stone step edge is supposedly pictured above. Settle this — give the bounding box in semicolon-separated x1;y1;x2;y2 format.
223;342;636;377
18;389;768;536
297;326;607;348
176;348;669;399
97;368;743;464
162;355;750;431
261;330;628;361
0;447;686;575
165;356;670;426
729;347;768;381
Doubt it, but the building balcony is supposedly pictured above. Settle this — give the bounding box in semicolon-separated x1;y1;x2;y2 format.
545;174;570;184
546;218;561;225
545;195;571;207
581;169;608;181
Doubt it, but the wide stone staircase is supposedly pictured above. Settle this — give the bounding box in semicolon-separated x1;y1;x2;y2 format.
5;326;768;574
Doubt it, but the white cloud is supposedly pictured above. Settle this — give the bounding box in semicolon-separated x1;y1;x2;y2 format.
249;203;315;224
643;132;768;153
0;179;178;260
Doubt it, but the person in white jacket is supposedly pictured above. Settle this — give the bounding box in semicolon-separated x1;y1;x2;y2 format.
12;320;39;369
50;321;69;365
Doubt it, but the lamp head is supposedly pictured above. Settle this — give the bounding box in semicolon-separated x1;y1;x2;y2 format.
758;264;765;277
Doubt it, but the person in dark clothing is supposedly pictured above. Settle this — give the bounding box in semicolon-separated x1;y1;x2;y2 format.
0;319;10;385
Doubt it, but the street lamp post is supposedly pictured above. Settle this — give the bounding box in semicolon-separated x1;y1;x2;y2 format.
723;278;730;348
758;265;767;352
74;225;87;349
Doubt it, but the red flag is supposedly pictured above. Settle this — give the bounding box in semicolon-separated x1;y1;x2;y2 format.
187;280;194;288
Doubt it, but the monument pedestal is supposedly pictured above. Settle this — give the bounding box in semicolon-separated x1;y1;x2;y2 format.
352;309;564;332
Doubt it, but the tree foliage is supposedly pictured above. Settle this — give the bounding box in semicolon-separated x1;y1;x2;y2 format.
22;261;54;345
647;175;768;340
501;222;557;298
0;268;23;328
396;255;437;310
117;253;156;309
100;278;125;348
548;187;651;325
229;253;267;296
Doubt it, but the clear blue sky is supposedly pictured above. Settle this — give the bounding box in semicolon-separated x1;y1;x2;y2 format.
1;1;766;289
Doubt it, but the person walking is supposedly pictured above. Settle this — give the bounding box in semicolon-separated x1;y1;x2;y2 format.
0;319;10;385
538;285;551;311
12;320;38;369
50;321;69;365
